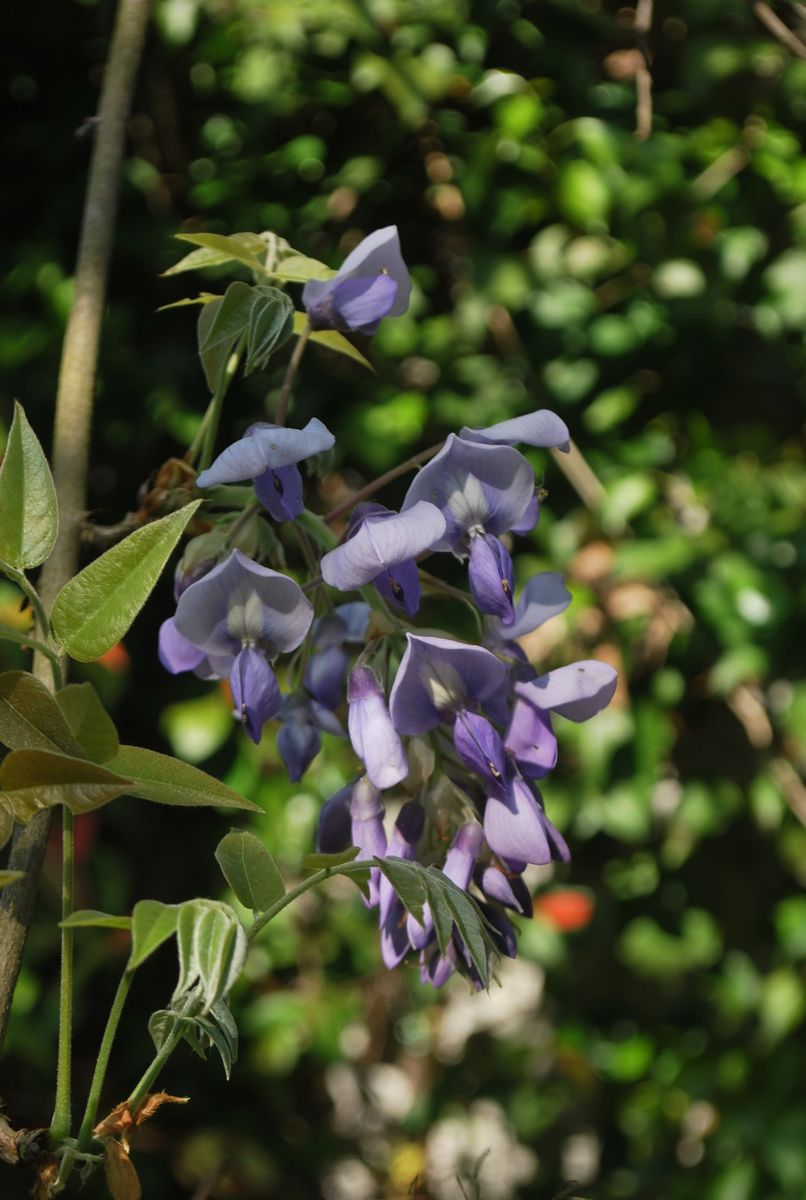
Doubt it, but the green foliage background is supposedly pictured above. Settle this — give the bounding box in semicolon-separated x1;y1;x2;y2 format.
2;0;806;1196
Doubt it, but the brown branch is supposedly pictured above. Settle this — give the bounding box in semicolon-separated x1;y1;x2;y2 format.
0;0;153;1052
753;1;806;58
634;0;654;141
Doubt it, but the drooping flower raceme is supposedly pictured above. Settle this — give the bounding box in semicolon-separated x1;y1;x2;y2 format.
196;418;335;522
302;226;412;335
159;549;313;742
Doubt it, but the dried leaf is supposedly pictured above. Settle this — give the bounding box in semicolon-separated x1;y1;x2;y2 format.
135;1092;189;1124
93;1101;134;1143
104;1140;142;1200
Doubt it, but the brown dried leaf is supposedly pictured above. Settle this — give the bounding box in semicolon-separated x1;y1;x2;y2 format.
31;1156;59;1200
104;1141;142;1200
134;1092;189;1125
93;1101;134;1142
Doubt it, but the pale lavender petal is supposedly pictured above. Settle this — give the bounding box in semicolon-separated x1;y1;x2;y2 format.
454;711;507;785
372;558;421;617
350;777;387;907
495;572;572;642
196;418;335;487
516;659;618;722
174;549;313;657
504;701;558;779
347;666;408;790
229;646;281;743
381;900;412;968
468;533;515;623
401;435;535;550
335;602;372;642
158;618;206;674
460;409;571;453
510;494;540;536
253;464;304;522
321;502;445;590
442;823;484;890
474;865;533;916
389;634;510;735
483;777;552;866
329;273;399;334
378;803;425;925
304;226;411;319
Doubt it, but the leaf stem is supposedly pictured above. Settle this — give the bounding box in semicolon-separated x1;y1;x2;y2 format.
197;339;245;474
275;320;311;426
125;999;193;1115
77;968;134;1150
248;863;363;942
0;563;64;688
50;807;75;1144
322;441;444;525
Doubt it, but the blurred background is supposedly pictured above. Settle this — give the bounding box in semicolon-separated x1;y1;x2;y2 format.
2;0;806;1196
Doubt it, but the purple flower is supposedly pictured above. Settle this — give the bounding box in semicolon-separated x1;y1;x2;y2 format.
347;666;408;790
515;659;618;722
453;711;507;785
316;783;355;854
491;572;572;643
162;549;313;743
460;408;571;453
305;602;371;710
350;777;388;906
302;227;412;335
389;634;510;735
474;864;533;916
401;434;536;553
504;701;557;780
379;803;425;968
277;692;343;781
467;533;515;623
483;776;569;869
196;418;335;523
320;502;445;617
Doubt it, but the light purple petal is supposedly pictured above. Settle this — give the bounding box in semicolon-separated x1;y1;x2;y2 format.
158;618;207;674
505;701;558;779
253;464;304;522
330;273;399;334
174;549;313;657
442;823;484;890
510;494;540;536
378;802;425;925
516;659;618;722
495;572;572;642
372;558;421;617
460;409;571;453
229;647;281;742
306;226;411;316
401;435;535;550
468;533;515;623
321;502;445;590
483;778;552;866
474;865;533;916
350;776;387;906
389;634;510;736
381;900;412;968
196;418;335;487
347;666;408;790
454;711;507;785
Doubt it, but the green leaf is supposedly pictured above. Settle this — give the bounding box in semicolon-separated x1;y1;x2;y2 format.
0;871;23;892
56;682;119;764
429;867;492;986
0;402;58;569
0;749;132;819
215;829;285;911
173;898;247;1013
424;871;453;955
0;804;13;851
244;286;294;375
158;292;222;311
301;845;361;872
271;253;336;283
197;281;253;391
168;232;268;275
129;899;180;969
148;1008;183;1053
191;999;239;1078
107;745;260;811
293;313;374;371
60;909;133;931
375;856;429;926
0;671;85;755
50;502;201;662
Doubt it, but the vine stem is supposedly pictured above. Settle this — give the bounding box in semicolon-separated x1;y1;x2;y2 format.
322;441;443;525
50;809;75;1144
77;968;134;1150
0;0;152;1054
125;1007;189;1116
275;320;310;426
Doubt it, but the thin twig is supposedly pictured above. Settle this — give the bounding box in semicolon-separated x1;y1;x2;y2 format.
0;0;153;1052
275;321;311;426
323;442;443;525
633;0;654;141
551;442;607;511
753;1;806;58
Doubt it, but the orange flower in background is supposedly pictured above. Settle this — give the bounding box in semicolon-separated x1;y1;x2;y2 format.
535;889;595;933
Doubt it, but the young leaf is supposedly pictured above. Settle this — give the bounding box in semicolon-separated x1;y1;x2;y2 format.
173;899;247;1014
0;671;85;755
0;870;24;892
171;232;268;275
50;502;201;662
148;1008;182;1053
244;286;294;375
293;312;374;371
214;829;285;911
428;867;493;987
301;845;361;872
423;872;453;956
107;745;260;811
0;749;132;820
129;899;180;969
56;682;119;763
60;909;133;931
0;402;58;568
197;281;253;392
375;856;429;926
191;1000;239;1079
271;254;336;283
158;292;221;311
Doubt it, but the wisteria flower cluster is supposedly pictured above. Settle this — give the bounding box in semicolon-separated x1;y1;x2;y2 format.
161;227;617;988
